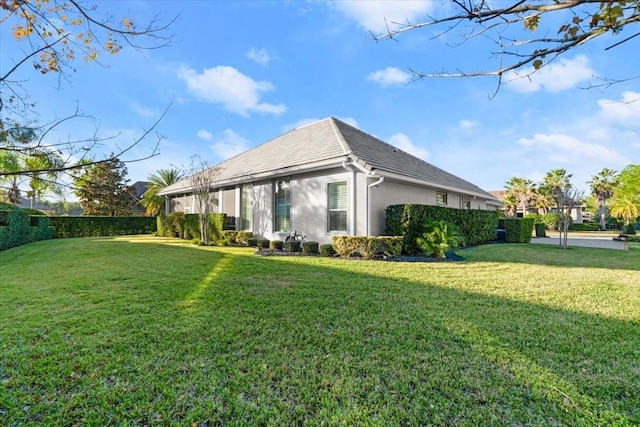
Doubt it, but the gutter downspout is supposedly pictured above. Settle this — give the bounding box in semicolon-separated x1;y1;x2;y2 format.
367;176;384;236
341;161;358;235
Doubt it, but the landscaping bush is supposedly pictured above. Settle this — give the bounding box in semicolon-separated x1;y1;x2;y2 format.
237;231;254;245
302;241;319;254
165;212;185;238
541;213;560;231
417;220;465;258
319;244;336;257
49;216;157;238
183;213;226;243
223;230;238;244
257;239;270;249
502;218;535;243
569;222;600;232
247;238;258;247
332;236;402;260
624;223;637;235
284;241;301;252
386;204;499;254
270;240;283;250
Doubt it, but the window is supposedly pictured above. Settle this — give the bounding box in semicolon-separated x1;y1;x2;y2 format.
462;197;471;209
328;182;347;232
274;179;291;232
240;184;253;230
436;192;448;205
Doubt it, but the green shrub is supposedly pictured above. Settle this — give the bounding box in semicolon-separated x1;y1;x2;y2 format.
257;239;270;249
237;231;254;245
284;241;301;252
302;241;319;254
270;240;283;250
49;216;157;238
166;212;185;238
247;238;258;247
502;218;535;243
223;230;238;244
624;223;637;235
385;204;499;254
569;222;600;232
319;244;336;257
0;210;54;251
332;236;402;260
541;213;560;231
416;220;465;258
182;213;226;243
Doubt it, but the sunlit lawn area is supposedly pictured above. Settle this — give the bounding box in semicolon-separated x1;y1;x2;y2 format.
1;236;639;426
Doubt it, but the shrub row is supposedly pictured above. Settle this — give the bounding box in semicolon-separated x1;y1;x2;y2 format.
500;218;535;243
386;204;499;254
49;216;156;238
0;210;54;251
222;230;254;245
331;236;402;260
157;213;226;243
569;222;600;232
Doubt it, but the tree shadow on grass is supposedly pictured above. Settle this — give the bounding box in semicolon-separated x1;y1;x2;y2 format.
1;236;638;425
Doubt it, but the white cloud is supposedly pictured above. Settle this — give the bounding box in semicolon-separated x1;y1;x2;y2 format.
177;65;286;117
517;133;626;164
333;1;434;33
129;101;156;118
459;119;479;129
246;48;271;66
367;67;411;88
197;129;213;141
505;55;595;93
211;129;251;160
598;91;640;127
388;133;430;160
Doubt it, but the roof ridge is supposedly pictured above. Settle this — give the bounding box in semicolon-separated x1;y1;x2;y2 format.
328;117;352;156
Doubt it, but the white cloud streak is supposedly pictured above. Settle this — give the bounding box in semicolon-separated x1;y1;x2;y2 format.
178;65;286;117
505;55;595;93
246;48;271;66
333;1;434;33
367;67;411;88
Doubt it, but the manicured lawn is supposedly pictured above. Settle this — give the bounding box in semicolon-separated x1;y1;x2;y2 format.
1;236;639;426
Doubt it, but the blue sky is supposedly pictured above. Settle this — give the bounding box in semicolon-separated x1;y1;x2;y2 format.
2;1;639;197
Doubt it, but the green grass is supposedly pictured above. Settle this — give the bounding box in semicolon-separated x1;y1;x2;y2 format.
1;237;639;426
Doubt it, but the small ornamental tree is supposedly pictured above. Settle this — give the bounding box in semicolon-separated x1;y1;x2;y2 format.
187;156;221;245
73;157;131;216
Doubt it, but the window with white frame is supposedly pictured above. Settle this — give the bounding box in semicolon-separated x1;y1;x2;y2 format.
274;179;291;232
240;184;253;231
436;192;448;205
328;181;347;232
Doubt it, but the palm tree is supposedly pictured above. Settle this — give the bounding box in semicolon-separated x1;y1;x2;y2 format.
588;168;619;230
141;168;184;216
541;168;572;209
24;153;63;208
0;151;23;204
609;193;640;226
532;188;554;214
504;177;535;217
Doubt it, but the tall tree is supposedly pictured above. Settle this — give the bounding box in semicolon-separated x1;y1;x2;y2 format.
1;0;172;185
541;169;573;209
588;168;620;230
0;150;23;203
141;168;184;216
73;157;131;216
373;1;640;89
504;177;535;217
24;153;63;208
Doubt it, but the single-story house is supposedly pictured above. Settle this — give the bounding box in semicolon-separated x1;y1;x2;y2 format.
158;117;502;244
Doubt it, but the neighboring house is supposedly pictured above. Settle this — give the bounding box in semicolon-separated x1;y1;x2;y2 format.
127;181;151;216
489;190;586;223
14;197;55;215
159;117;502;244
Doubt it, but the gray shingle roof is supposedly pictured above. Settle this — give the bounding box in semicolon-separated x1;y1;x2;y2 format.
159;117;499;201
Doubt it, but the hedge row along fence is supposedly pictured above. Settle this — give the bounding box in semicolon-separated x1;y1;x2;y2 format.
0;210;55;251
49;216;157;238
385;204;500;254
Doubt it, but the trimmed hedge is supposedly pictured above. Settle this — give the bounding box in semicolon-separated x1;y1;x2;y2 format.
184;213;225;243
386;204;499;254
223;230;254;245
270;240;283;250
569;222;600;232
319;244;336;257
284;240;301;252
332;236;402;260
302;241;319;254
0;210;54;251
502;218;535;243
49;216;156;238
